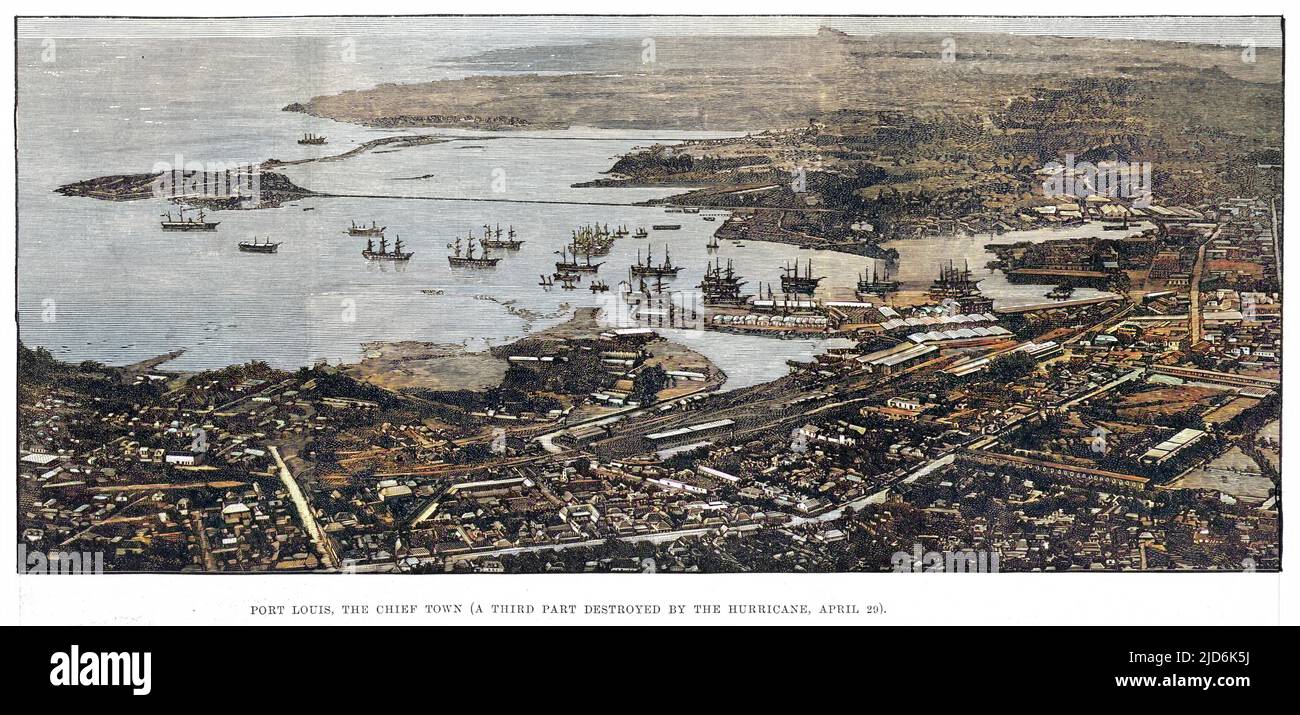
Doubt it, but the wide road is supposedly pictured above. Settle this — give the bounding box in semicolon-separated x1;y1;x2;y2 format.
1188;229;1215;345
271;445;339;570
1271;197;1282;285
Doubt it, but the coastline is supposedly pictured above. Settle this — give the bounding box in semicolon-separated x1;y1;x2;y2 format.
336;307;726;405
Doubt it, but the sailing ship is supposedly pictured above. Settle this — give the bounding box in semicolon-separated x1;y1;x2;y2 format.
698;258;749;306
555;244;603;273
706;235;720;250
298;133;327;145
570;224;614;256
630;245;683;278
633;227;649;239
482;224;525;250
856;262;901;297
539;274;554;288
364;235;414;261
589;280;610;293
928;260;994;313
346;220;385;236
160;206;219;232
780;259;823;295
447;233;498;267
238;236;281;253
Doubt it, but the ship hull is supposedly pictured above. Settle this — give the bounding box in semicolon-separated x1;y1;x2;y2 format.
161;223;219;232
631;267;682;277
856;281;900;295
364;251;414;261
448;257;499;267
781;277;821;295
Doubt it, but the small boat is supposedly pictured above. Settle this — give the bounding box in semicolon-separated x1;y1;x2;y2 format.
346;220;385;236
652;224;682;230
421;289;444;295
539;274;554;288
238;236;281;253
703;216;717;222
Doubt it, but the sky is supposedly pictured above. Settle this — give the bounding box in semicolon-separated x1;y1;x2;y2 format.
17;16;1285;47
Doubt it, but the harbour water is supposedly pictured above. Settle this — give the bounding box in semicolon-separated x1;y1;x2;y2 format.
17;33;1129;392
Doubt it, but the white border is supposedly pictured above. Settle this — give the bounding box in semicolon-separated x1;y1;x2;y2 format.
3;1;1293;626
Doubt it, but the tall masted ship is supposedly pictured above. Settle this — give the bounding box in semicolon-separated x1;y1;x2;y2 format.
363;235;413;261
160;206;220;232
630;245;682;278
780;259;823;295
699;258;749;305
447;233;499;268
482;224;525;250
856;262;900;297
556;244;603;273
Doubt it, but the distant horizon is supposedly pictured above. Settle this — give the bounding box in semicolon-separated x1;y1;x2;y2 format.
17;15;1284;47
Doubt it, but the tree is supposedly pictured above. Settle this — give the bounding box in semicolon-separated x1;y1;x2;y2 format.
631;365;669;405
987;351;1037;381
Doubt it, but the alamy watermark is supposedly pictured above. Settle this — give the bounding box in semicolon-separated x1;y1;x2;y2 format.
1041;153;1153;208
891;543;1000;573
20;544;105;574
150;153;262;205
